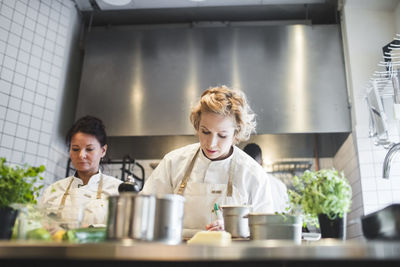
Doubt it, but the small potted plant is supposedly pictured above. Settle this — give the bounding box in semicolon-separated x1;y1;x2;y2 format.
288;169;352;240
0;157;45;239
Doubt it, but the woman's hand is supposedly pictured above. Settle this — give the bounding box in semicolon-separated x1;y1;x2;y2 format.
205;219;224;231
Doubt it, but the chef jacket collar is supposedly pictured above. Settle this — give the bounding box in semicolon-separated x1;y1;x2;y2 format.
198;145;235;163
73;170;102;186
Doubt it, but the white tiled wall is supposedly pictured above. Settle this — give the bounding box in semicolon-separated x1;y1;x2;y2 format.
0;0;79;187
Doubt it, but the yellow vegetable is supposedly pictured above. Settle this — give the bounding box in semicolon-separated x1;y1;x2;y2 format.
52;230;66;242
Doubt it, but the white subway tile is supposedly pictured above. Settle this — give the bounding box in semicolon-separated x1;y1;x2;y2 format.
56;31;66;45
28;128;40;142
10;22;23;36
25;77;36;91
5;44;18;58
39;2;50;16
45;98;55;111
0;27;8;42
43;108;53;122
0;39;5;53
37;12;48;27
26;6;38;20
5;109;18;122
37;144;49;157
1;134;14;149
22;27;34;43
24;17;36;32
29;55;41;69
46;30;56;42
41;120;52;134
18;113;30;127
39;132;51;145
16;124;28;139
30;116;41;131
1;4;14;20
0;92;9;106
392;190;400;202
51;0;62;12
36;83;47;96
35;94;45;106
47;18;58;32
0;107;5;119
13;137;26;152
3;0;16;8
0;16;11;31
24;153;36;166
20;101;32;115
33;33;45;47
0;146;12;159
374;162;384;178
54;44;64;57
13;73;26;87
29;0;40;11
8;96;21;110
361;178;376;191
3;121;16;135
10;85;23;99
391;178;400;190
47;87;57;100
15;1;27;15
377;190;393;205
20;38;32;53
49;76;59;88
26;141;38;154
376;178;392;190
11;150;24;163
12;10;25;26
27;66;39;79
23;89;35;103
32;105;44;119
60;14;69;27
0;80;11;94
16;62;28;75
363;191;378;205
49;9;60;23
38;72;49;85
50;65;61;78
8;33;21;47
53;55;63;68
41;61;51;74
42;52;53;65
31;44;43;58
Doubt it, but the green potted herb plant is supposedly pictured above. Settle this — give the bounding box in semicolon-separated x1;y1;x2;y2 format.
0;157;45;239
288;169;352;240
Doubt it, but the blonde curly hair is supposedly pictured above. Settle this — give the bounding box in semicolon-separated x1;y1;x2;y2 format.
190;85;256;144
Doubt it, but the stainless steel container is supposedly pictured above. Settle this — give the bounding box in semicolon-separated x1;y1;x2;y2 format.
221;205;250;238
248;213;302;244
106;193;156;241
153;194;185;245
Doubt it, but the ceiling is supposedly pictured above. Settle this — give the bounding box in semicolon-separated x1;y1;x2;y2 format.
72;0;339;26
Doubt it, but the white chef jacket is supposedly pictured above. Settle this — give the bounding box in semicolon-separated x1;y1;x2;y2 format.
141;143;275;235
268;175;289;213
39;172;122;226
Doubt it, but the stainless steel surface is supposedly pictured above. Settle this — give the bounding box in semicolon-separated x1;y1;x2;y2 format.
221;206;250;238
76;24;350;136
106;193;156;241
248;214;302;244
1;240;400;260
382;142;400;178
153;194;185;244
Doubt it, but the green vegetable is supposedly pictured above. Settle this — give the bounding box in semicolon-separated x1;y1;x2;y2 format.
26;228;52;241
62;227;106;243
287;169;352;227
0;158;45;208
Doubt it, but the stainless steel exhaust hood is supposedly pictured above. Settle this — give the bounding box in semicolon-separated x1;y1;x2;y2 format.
76;23;350;137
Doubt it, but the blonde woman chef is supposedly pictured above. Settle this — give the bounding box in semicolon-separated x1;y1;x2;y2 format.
39;116;122;226
141;86;275;237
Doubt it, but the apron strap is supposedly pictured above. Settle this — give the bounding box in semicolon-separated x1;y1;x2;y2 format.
177;148;200;195
59;177;74;210
96;176;103;199
177;147;235;197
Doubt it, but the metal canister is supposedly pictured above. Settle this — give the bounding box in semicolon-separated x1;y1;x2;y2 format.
106;192;135;240
221;205;250;238
153;194;185;244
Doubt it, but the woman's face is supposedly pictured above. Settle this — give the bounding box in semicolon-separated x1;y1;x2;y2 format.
198;111;236;160
70;132;107;176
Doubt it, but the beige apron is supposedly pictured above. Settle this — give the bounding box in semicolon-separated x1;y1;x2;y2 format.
58;175;105;226
176;148;247;236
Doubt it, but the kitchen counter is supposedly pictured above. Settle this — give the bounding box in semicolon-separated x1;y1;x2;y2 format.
1;239;400;266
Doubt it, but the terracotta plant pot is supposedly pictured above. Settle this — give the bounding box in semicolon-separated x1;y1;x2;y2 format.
0;207;19;239
318;213;347;240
